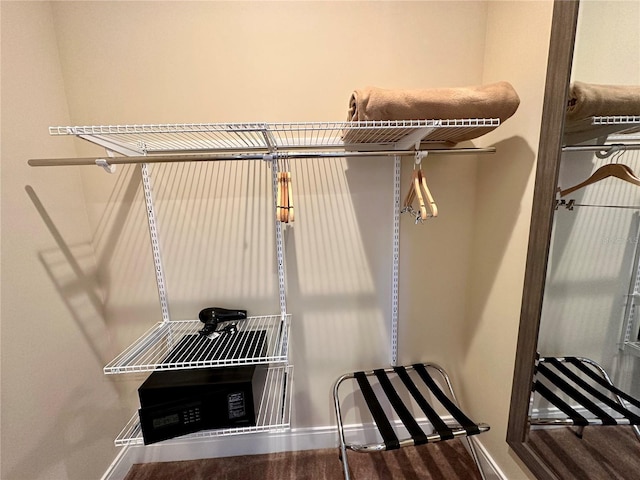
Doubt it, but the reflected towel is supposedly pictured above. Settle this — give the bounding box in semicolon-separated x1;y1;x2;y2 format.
348;81;520;124
566;81;640;122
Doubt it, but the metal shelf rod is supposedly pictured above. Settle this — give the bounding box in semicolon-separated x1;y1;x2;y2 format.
28;147;496;167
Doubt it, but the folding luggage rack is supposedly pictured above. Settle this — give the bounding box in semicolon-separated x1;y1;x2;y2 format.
530;356;640;440
333;363;490;480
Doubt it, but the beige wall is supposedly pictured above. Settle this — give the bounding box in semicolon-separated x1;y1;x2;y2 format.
1;3;125;479
1;1;555;479
461;2;554;479
572;0;640;85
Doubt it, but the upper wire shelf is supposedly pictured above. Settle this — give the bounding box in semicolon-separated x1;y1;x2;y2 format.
48;119;500;156
104;314;290;374
564;115;640;146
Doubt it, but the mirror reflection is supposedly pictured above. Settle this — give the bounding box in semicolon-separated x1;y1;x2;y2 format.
526;1;640;478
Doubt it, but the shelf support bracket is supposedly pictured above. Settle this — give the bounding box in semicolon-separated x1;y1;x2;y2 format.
393;126;439;151
78;133;142;157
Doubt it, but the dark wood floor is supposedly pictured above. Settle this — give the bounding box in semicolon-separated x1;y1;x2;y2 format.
124;440;483;480
528;425;640;480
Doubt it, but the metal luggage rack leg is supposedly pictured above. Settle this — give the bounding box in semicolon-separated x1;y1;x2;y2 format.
333;363;490;480
531;356;640;441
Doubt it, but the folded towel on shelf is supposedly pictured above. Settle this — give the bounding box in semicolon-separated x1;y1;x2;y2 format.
566;81;640;122
345;81;520;144
564;82;640;141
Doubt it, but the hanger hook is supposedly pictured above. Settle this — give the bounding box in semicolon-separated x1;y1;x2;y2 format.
595;144;624;160
414;151;428;169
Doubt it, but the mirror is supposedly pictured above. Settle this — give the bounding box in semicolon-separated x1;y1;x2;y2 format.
508;1;640;478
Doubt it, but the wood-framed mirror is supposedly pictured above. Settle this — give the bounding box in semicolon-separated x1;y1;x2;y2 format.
506;0;579;473
508;0;640;478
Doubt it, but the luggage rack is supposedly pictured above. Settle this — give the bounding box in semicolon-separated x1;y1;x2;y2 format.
115;365;293;446
333;363;490;480
530;356;640;439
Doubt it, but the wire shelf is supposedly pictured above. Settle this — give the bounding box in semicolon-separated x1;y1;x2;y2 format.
565;115;640;146
104;315;290;374
592;115;640;126
114;365;293;446
49;119;500;156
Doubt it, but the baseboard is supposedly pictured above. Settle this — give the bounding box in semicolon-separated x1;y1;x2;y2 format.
100;425;341;480
472;438;509;480
101;425;506;480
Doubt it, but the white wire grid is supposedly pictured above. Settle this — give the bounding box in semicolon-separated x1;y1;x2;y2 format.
103;315;290;374
49;119;500;155
590;116;640;139
115;365;293;446
593;116;640;126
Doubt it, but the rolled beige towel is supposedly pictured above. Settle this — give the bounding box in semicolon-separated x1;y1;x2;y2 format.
566;81;640;122
348;81;520;124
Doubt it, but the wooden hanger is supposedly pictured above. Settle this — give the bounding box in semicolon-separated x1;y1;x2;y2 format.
559;163;640;197
276;171;284;222
286;171;294;222
418;169;438;217
402;155;438;220
276;161;294;223
403;169;423;219
277;170;287;223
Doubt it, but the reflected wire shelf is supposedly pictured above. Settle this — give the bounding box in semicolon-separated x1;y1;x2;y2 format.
115;365;293;446
564;115;640;145
104;314;290;374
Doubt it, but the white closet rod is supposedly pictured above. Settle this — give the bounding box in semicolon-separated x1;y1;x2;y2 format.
28;147;496;167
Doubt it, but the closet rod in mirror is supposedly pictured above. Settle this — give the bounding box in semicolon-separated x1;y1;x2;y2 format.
563;144;640;154
557;199;640;210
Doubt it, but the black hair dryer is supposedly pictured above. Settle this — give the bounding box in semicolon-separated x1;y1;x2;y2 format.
197;307;247;340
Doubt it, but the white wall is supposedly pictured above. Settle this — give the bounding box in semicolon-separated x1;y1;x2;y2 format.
1;2;556;479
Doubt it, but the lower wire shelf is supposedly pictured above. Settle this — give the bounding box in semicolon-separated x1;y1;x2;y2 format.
114;365;293;446
104;314;290;374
